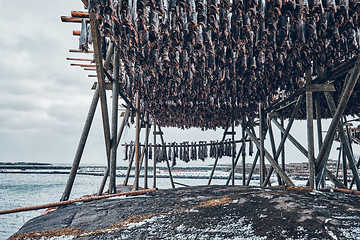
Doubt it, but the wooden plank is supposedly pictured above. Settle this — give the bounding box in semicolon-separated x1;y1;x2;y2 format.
73;30;81;36
71;63;96;67
305;84;336;92
61;16;90;23
69;49;94;53
67;58;93;61
71;11;89;18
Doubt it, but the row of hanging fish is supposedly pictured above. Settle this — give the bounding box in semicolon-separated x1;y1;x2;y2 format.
86;0;360;129
123;138;255;166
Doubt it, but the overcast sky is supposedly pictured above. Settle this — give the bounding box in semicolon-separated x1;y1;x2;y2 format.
0;0;350;168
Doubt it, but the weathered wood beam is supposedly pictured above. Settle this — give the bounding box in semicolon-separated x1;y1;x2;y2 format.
61;87;100;201
71;11;89;18
67;57;92;61
69;49;94;53
89;8;112;195
71;63;96;67
73;30;81;36
305;84;335;92
61;16;90;23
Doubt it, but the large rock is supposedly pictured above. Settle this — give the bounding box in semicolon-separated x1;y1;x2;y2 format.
10;185;360;239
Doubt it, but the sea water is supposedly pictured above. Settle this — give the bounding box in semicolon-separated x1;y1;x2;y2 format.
0;173;227;239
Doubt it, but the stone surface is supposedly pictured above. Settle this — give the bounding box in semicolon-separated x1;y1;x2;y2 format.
10;185;360;239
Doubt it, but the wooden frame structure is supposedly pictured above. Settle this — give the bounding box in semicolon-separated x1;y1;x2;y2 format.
60;0;360;201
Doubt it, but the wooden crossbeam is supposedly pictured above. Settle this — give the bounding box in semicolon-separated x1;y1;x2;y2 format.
73;30;81;36
66;57;93;61
71;11;89;18
71;63;96;67
69;49;94;53
61;16;90;23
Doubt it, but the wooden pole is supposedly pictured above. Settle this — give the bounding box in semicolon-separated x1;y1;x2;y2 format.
133;92;141;191
259;102;265;186
153;123;157;189
61;87;99;201
242;124;246;185
144;112;150;189
306;92;315;188
281;115;285;185
89;10;112;194
231;121;235;185
109;45;119;194
315;93;325;187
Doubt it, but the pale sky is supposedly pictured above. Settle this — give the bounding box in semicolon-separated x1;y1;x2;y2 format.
0;0;351;168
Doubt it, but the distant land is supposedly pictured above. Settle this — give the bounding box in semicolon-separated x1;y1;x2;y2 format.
0;162;52;166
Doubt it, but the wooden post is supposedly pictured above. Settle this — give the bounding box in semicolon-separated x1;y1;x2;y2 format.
61;87;99;201
144;112;150;189
280;115;285;185
231;121;235;185
242;124;246;185
109;45;119;194
306;91;315;188
133;92;141;191
89;11;112;193
259;102;265;186
153;123;157;189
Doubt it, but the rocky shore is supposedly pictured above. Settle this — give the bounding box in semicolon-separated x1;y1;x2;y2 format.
10;185;360;239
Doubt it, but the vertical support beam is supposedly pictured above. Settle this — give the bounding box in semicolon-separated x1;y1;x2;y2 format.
342;141;348;187
109;45;119;194
133;92;141;191
242;124;246;185
306;90;315;188
231;121;235;185
158;126;175;189
61;87;99;201
89;10;111;190
316;56;360;188
315;93;325;188
259;102;265;186
153;123;157;189
144;112;150;189
280;115;285;184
